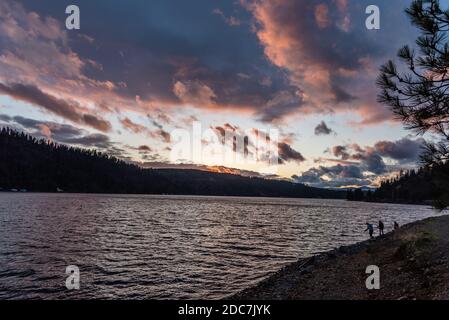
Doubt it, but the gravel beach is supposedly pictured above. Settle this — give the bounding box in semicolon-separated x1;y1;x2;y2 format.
231;215;449;300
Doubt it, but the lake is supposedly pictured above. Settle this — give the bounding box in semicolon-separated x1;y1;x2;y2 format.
0;193;439;299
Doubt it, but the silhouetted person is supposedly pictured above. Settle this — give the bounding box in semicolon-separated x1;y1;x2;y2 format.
378;220;385;236
365;223;374;239
394;221;399;230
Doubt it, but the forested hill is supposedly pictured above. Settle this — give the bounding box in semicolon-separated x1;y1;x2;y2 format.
347;164;449;209
0;127;344;199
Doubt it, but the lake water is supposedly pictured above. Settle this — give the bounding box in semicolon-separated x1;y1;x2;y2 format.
0;193;439;299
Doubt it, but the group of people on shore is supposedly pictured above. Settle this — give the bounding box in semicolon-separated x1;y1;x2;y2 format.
365;220;400;238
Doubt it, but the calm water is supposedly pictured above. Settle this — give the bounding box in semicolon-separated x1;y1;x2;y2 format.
0;193;439;299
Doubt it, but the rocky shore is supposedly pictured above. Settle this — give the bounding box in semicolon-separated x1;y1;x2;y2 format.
231;215;449;300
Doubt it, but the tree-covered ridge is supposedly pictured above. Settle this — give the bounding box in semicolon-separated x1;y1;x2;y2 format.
0;127;344;199
346;163;449;209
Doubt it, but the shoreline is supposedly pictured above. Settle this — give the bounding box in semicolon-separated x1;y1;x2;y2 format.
230;215;449;300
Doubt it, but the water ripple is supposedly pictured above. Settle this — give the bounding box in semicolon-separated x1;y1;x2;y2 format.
0;193;440;299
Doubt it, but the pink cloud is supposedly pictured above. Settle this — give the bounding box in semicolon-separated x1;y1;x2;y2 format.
120;117;171;143
243;0;394;125
173;80;217;107
0;0;147;128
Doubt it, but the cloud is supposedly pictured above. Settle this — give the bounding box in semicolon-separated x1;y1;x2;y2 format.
299;136;426;188
0;0;123;115
61;133;111;149
0;0;427;180
120;117;147;134
259;88;305;122
4;0;370;125
148;110;173;126
293;164;370;188
3;115;114;149
332;137;425;166
212;8;241;26
330;143;386;174
82;114;111;133
331;145;350;160
0;114;12;122
120;117;171;143
314;121;334;135
242;0;417;124
173;80;217;107
362;152;386;175
1;0;418;128
374;137;425;164
278;142;305;163
138;145;152;152
0;82;111;132
12;116;81;138
153;129;171;143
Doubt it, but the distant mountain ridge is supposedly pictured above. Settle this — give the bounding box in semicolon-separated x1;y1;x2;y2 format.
0;127;344;199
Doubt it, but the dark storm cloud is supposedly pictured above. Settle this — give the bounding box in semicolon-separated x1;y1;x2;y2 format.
314;121;334;136
0;83;111;132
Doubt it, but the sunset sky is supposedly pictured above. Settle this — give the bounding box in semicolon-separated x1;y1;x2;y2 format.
0;0;442;188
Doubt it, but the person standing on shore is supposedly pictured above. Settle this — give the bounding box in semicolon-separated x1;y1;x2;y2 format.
365;223;374;239
394;221;399;230
378;220;385;236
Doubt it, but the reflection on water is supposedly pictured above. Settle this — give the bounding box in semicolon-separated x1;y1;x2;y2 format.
0;193;439;299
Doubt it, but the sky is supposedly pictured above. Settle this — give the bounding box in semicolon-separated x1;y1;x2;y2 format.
0;0;441;188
